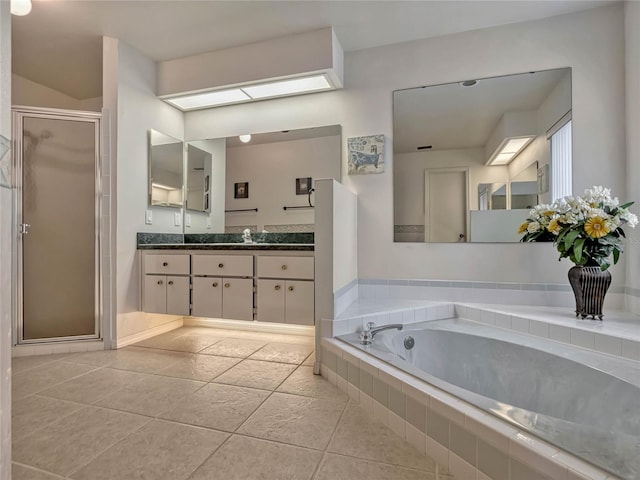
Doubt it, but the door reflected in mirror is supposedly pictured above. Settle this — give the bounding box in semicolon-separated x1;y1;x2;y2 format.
148;129;183;208
393;68;572;243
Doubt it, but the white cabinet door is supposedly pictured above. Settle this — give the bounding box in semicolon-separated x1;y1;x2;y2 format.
285;280;314;325
166;276;190;315
192;277;223;318
257;279;285;323
144;275;167;314
222;278;254;321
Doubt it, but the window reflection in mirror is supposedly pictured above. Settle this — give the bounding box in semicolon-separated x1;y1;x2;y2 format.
148;129;183;208
393;68;571;243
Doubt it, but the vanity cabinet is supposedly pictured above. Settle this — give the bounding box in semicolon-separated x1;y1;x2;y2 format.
143;254;190;315
256;256;314;325
191;254;254;321
140;250;314;324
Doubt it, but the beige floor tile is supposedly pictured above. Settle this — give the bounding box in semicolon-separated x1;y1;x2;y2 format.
199;338;267;358
12;362;99;400
189;435;322;480
12;354;75;374
302;351;316;366
38;367;147;405
314;454;436;480
161;383;269;432
12;406;149;476
134;334;222;353
65;347;189;373
328;404;437;472
70;419;228;480
94;374;205;417
249;342;314;364
157;354;241;381
12;395;84;443
63;350;121;367
213;359;296;390
277;366;349;403
12;464;65;480
237;392;345;450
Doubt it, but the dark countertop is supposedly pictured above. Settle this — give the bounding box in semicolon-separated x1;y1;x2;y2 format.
138;243;314;251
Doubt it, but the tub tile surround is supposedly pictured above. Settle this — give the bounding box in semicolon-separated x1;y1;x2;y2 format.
320;338;623;480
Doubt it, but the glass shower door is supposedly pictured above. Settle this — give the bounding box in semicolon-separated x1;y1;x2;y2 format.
17;111;101;341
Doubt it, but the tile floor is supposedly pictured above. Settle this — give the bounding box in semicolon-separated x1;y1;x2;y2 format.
11;327;452;480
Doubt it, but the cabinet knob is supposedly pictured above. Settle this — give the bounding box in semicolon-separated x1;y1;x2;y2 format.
224;282;230;288
212;282;218;288
275;285;281;291
288;286;294;292
157;280;163;285
168;280;174;285
218;263;224;268
163;262;168;267
281;264;288;270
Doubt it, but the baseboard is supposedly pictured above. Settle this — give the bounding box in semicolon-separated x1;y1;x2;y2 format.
115;318;184;348
12;340;104;357
183;316;315;336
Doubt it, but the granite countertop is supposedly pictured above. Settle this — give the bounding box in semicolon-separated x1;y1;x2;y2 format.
136;232;314;251
138;243;314;251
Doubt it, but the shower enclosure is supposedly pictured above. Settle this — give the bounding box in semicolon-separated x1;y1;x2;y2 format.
13;107;102;343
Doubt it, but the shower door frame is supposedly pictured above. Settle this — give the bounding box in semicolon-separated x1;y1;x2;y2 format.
13;106;103;344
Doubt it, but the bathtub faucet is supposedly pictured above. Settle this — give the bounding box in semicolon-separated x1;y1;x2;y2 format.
360;322;403;345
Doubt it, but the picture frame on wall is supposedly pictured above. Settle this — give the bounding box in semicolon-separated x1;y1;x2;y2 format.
296;177;312;195
347;134;384;174
234;182;249;199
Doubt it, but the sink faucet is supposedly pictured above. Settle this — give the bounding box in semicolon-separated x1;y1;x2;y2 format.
360;322;403;345
242;228;252;244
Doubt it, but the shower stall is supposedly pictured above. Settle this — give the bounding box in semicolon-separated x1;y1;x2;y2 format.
13;107;102;343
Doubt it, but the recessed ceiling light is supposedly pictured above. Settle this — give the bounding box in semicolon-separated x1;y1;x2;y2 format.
460;80;477;87
11;0;32;15
239;134;252;143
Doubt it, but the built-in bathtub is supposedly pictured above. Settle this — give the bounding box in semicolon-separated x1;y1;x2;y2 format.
337;319;640;479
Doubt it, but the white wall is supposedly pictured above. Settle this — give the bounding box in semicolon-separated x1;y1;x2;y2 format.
115;40;184;320
625;1;640;313
0;2;11;476
12;73;102;112
185;5;626;285
225;135;340;231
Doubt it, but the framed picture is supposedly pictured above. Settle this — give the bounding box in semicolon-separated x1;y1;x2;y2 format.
234;182;249;199
296;177;312;195
347;134;384;175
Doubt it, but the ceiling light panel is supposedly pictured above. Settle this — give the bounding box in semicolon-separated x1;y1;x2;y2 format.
165;89;250;110
241;75;332;99
502;137;531;153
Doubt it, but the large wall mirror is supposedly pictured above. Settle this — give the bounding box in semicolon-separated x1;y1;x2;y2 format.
184;125;342;234
148;129;183;208
393;68;572;243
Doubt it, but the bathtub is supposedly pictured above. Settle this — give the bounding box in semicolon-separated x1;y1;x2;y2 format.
338;319;640;480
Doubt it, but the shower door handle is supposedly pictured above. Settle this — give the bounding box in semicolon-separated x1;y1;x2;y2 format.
19;223;31;235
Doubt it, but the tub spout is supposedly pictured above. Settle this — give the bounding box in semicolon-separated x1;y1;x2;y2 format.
360;322;403;345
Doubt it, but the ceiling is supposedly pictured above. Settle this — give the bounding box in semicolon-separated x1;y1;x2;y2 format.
11;0;612;100
225;125;341;148
393;68;570;154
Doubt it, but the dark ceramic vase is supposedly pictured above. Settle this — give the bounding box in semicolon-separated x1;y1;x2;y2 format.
567;265;612;320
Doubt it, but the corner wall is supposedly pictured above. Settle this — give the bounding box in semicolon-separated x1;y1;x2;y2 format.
114;40;184;339
0;2;11;476
185;5;627;289
625;1;640;314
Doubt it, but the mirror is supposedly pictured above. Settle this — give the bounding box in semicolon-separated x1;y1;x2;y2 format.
148;129;183;208
393;68;572;243
184;125;341;234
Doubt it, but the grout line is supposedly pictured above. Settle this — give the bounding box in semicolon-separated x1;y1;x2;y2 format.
11;461;68;479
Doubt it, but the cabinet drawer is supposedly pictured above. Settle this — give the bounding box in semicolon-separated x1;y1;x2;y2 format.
257;256;314;280
144;254;190;275
192;254;253;277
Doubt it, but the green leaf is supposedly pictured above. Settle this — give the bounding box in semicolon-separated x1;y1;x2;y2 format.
563;230;580;250
573;237;585;264
613;248;620;264
619;201;635;209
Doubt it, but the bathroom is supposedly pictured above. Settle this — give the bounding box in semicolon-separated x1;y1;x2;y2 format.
1;1;639;479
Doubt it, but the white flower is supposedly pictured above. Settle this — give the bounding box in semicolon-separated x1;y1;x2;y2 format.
621;211;638;228
527;221;541;234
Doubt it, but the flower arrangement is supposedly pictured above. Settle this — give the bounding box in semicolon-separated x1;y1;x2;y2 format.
519;186;637;270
